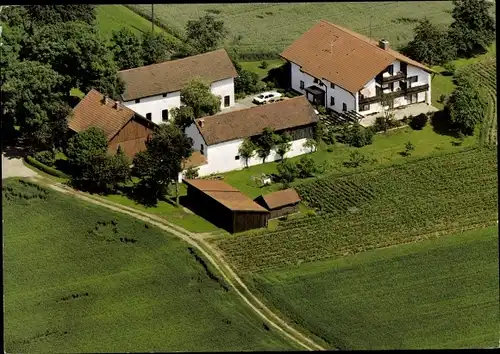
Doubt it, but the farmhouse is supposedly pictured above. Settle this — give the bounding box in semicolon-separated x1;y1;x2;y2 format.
184;96;319;176
254;188;301;219
280;20;433;117
183;179;269;233
68;89;156;158
118;49;238;125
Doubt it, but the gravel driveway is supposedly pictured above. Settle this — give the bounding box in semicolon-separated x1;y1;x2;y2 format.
2;153;39;179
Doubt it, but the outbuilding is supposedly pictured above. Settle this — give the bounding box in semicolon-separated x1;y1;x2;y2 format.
254;188;301;219
183;179;270;233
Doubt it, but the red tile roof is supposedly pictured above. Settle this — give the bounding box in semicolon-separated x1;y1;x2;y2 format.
118;49;238;101
280;20;433;94
195;96;318;145
182;151;208;169
183;179;268;212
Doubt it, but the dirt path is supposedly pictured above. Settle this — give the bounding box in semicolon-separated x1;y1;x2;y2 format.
29;176;326;351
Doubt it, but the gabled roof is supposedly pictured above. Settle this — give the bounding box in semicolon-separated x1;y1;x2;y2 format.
258;188;301;210
183;179;268;212
68;89;153;140
195;96;318;145
280;20;433;94
118;49;238;101
182;151;208;170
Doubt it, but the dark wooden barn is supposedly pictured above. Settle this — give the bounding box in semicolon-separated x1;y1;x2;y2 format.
183;179;270;233
254;188;301;219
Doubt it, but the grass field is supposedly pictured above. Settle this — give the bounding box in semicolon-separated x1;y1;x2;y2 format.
129;2;456;57
213;147;498;273
3;178;296;352
240;59;285;79
247;225;499;349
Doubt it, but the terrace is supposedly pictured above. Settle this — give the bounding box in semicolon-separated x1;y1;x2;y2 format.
358;83;430;105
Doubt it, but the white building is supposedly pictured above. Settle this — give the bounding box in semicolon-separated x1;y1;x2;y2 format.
180;96;319;179
118;49;238;126
280;20;434;118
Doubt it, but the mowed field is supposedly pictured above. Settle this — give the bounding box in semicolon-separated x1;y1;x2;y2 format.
247;226;499;349
129;2;455;55
3;179;296;352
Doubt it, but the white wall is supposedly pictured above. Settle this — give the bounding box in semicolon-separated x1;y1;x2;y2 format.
185;122;207;154
122;77;236;125
191;137;309;176
290;62;355;113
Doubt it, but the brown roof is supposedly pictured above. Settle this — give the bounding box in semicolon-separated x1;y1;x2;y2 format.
280;20;433;94
182;151;208;169
183;179;268;212
68;89;150;140
195;96;318;145
259;188;301;210
118;49;238;101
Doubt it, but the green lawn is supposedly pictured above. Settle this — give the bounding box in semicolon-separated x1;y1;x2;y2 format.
3;178;296;352
240;59;285;80
247;225;500;349
222;124;476;198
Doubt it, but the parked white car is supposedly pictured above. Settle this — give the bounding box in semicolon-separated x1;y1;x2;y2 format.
252;91;282;105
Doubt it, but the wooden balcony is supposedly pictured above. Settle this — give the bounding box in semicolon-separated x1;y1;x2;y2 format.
358;84;429;105
376;71;406;84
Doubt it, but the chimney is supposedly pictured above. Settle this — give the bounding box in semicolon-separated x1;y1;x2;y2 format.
199;118;205;127
114;101;120;110
379;39;389;50
102;95;108;105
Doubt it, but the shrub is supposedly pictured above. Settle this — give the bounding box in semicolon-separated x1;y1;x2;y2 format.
343;151;369;168
235;92;246;100
316;105;327;115
265;81;275;90
184;167;199;179
438;93;448;103
259;60;269;69
400;141;415;157
34;150;56;166
276;159;298;183
401;115;412;125
326;146;334;152
443;62;456;75
25;156;69;178
296;155;318;178
339;124;374;147
409;113;428;130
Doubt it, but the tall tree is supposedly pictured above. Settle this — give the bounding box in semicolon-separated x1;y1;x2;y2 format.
448;0;496;57
110;28;144;70
180;78;221;118
2;61;70;150
186;14;227;54
238;138;256;168
23;5;96;27
256;127;280;163
132;124;193;205
276;132;292;160
141;31;172;65
24;21;124;98
403;19;457;66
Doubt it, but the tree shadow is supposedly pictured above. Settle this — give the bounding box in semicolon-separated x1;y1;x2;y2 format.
2;145;32;159
119;182;159;207
429;110;461;138
263;62;290;89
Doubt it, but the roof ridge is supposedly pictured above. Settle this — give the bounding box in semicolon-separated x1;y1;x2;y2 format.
118;48;227;73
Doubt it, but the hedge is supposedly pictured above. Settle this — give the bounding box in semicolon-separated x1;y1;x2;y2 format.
25;156;70;179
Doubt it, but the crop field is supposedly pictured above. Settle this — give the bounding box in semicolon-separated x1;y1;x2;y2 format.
3;179;295;352
128;2;455;57
213;147;498;273
247;225;499;349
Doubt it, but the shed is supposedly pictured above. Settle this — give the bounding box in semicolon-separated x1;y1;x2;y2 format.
254;188;301;219
183;179;269;233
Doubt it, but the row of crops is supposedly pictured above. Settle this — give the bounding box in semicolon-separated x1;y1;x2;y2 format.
213;148;498;273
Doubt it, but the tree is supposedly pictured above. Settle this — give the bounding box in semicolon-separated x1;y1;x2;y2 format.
141;31;173;65
238;138;256;167
276;159;298;184
403;19;457;66
186;14;227;54
132;124;193;205
2;60;71;150
110;28;144;70
445;78;486;135
24;21;124;98
296;155;318;178
256;127;279;163
303;138;317;153
171;106;196;131
180;78;221;118
66;127;108;167
276;133;292;160
23;5;97;27
448;0;496;57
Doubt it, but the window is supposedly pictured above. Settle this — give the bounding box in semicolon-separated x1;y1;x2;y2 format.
224;95;230;107
300;80;305;89
408;93;418;104
162;109;169;122
313;78;319;84
200;144;204;154
163;93;167;97
146;113;152;121
330;96;335;106
342;103;347;112
235;155;240;160
400;62;407;74
359;104;370;112
408;76;418;85
135;99;141;103
387;65;394;75
330;83;335;89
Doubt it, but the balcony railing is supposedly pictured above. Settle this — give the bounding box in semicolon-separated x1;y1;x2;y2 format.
376;71;406;84
358;84;429;105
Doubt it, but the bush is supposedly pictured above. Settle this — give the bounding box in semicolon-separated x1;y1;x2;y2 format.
34;150;56;166
276;159;298;183
438;93;448;104
259;60;269;69
296;155;318;178
326;145;334;152
25;156;69;178
409;113;428;130
184;166;199;179
235;92;246;100
443;62;456;75
400;141;415;157
343;151;370;168
338;124;374;147
265;81;275;90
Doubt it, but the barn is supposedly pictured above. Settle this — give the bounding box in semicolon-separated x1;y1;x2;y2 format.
183;179;270;233
254;188;301;219
68;89;156;158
